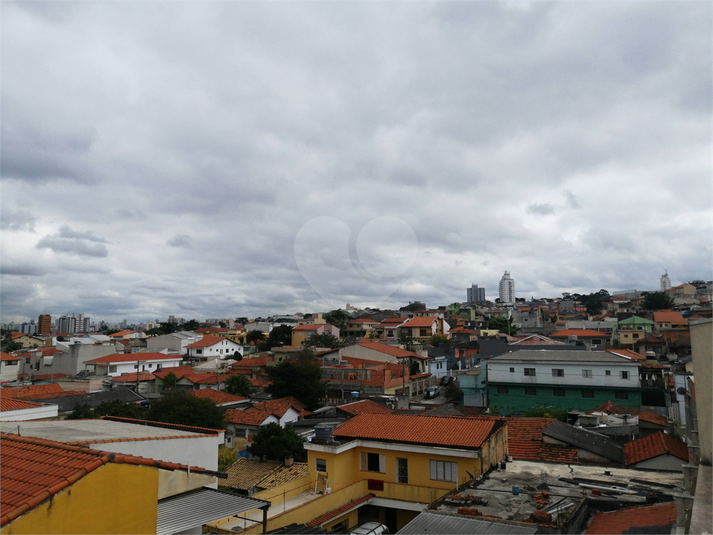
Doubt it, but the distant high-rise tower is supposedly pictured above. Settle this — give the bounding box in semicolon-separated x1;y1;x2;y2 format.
467;284;486;303
499;271;515;304
37;314;52;336
660;270;672;291
57;313;90;334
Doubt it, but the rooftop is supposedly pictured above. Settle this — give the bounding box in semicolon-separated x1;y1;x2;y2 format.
336;399;393;416
332;413;504;450
355;342;427;359
85;352;182;364
585;502;678;534
188;389;247;405
489;350;633;364
623;432;689;466
221;458;308;491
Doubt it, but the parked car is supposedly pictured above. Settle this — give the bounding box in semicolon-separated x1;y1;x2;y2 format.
424;386;439;399
350;522;390;535
440;376;455;387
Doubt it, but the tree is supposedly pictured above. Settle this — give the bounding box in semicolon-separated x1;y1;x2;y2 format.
444;381;463;404
524;406;568;422
430;335;449;347
146;391;225;429
182;319;200;331
224;374;253;397
161;371;178;390
68;402;94;420
400;301;426;312
581;293;604;315
247;423;307;462
268;325;293;347
323;310;352;333
304;333;343;349
246;330;266;344
643;292;675;311
1;334;22;353
487;316;517;335
158;322;178;335
92;400;147;419
265;359;326;411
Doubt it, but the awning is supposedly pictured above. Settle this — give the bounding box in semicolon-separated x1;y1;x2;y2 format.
157;487;270;535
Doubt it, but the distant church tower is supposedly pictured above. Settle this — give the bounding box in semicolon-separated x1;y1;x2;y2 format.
660;270;672;291
499;271;515;304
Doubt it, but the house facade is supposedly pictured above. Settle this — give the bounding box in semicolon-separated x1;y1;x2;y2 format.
487;350;642;415
84;352;183;377
185;337;244;360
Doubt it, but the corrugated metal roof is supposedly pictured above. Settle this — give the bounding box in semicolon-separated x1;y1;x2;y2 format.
156;487;269;535
397;511;537;535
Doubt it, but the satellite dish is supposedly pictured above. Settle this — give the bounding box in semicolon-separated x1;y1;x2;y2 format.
677;387;687;395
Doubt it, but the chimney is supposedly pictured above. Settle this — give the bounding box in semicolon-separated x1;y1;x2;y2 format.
284;456;294;467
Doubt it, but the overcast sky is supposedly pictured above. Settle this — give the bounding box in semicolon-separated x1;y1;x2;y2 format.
2;1;711;324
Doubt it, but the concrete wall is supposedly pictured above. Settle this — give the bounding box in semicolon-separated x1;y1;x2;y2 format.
488;361;639;388
690;319;712;463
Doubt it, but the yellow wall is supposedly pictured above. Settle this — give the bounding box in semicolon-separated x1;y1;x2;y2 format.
2;463;158;535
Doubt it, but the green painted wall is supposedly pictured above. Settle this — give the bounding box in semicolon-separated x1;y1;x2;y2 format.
488;382;642;415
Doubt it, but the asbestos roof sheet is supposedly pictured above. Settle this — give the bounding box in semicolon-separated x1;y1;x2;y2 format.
543;420;623;463
490;350;631;363
156;487;269;535
397;510;537;535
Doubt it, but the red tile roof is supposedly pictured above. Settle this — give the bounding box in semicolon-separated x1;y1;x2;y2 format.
231;356;272;368
18;348;62;358
195;327;228;334
109;330;135;338
110;372;156;383
306;494;374;526
586;502;677;534
0;397;45;412
0;432;215;527
624;432;689;465
250;397;308;417
185;337;232;348
188;389;246;404
337;400;393;416
355;342;427;359
606;348;646;360
400;317;436;328
0;352;20;362
652;310;687;326
333;413;503;449
1;383;66;400
250;377;271;387
585;401;668;427
31;373;68;380
550;329;608;338
224;409;276;425
505;417;579;463
379;318;406;325
292;324;320;331
152;365;195;380
85;353;182;364
349;319;379;324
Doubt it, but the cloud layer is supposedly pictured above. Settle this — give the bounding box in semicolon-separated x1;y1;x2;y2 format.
1;2;711;323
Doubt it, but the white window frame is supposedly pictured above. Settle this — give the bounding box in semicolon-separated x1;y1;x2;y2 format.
429;459;458;482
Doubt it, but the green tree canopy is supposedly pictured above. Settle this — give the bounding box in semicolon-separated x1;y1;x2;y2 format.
430;334;449;347
161;371;178;389
247;423;307;462
304;333;343;349
268;325;293;346
642;292;675;311
265;358;326;411
181;319;200;331
146;391;225;429
246;330;266;344
524;406;568;422
400;301;427;312
224;374;253;397
323;310;352;333
444;381;463;404
487;316;517;335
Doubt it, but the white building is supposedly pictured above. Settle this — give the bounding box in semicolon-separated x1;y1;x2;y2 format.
185;337;244;360
84;352;183;377
660;270;672;291
499;271;515;304
57;313;91;334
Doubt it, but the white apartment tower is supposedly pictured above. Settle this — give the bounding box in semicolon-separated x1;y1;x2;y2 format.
57;313;91;334
660;270;672;291
499;271;515;304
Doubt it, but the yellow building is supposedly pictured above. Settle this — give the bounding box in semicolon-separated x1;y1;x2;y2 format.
0;433;269;535
302;412;508;532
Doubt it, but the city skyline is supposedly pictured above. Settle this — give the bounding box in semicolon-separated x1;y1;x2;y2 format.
2;2;711;324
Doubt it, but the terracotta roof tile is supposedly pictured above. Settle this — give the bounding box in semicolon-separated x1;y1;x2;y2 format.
250;397;309;417
606;349;646;360
292;324;320;331
504;417;579;463
0;397;45;412
0;352;20;362
231;356;272;368
585;402;668;427
551;329;608;338
109;330;136;338
586;502;677;534
110;372;155;383
224;409;276;425
333;413;502;449
185;337;230;348
337;400;393;416
250;378;271;387
306;494;374;526
624;432;689;465
355;342;426;359
652;310;687;326
221;458;308;491
188;389;246;404
1;383;65;400
0;432;217;527
400;317;436;328
152;365;195;380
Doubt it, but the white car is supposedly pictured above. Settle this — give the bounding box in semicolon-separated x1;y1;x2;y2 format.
350;522;390;535
424;386;439;399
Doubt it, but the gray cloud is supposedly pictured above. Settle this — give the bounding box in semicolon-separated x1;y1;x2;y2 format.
0;1;710;323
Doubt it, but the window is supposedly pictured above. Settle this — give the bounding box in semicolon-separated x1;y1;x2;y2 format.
615;391;628;400
497;386;509;394
25;358;30;364
553;388;565;397
524;368;536;376
360;452;385;473
582;389;594;398
592;339;602;345
429;460;457;482
397;458;408;484
420;328;430;337
109;365;117;373
525;387;537;395
134;364;138;369
196;349;202;355
582;370;593;378
605;370;611;376
509;367;515;373
621;371;630;380
316;458;327;472
552;369;564;377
